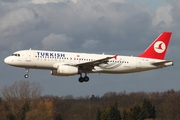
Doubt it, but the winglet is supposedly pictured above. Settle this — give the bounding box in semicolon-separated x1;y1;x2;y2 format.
113;54;118;59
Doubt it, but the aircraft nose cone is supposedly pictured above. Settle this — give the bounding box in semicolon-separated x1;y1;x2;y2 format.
4;57;11;64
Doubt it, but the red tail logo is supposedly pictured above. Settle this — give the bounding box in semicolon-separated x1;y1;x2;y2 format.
154;41;166;53
138;32;172;60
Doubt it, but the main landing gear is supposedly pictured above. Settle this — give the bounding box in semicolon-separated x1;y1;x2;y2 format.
78;73;89;83
24;69;29;78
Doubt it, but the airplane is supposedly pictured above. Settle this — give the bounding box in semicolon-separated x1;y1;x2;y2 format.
4;32;173;83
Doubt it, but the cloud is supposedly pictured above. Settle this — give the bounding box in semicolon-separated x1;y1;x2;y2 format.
152;5;173;29
41;33;72;50
2;0;18;3
30;0;78;4
109;0;125;3
82;39;100;49
31;0;63;4
0;7;39;39
71;0;77;3
11;41;24;51
167;0;180;36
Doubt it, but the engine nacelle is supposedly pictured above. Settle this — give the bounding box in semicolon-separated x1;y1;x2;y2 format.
51;65;78;76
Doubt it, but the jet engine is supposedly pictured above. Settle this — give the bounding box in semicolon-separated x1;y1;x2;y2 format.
51;65;78;76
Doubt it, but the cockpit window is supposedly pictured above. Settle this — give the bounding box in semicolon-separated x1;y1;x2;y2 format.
11;53;20;57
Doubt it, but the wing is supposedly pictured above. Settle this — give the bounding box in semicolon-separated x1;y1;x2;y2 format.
52;54;118;71
69;55;118;69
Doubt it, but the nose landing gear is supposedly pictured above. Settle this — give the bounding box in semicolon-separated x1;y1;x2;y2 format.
24;69;29;78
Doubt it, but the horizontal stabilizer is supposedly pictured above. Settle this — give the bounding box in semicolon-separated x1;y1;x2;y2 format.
151;61;173;66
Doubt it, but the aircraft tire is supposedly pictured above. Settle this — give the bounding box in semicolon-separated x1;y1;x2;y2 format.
78;77;84;83
24;74;29;78
84;76;89;82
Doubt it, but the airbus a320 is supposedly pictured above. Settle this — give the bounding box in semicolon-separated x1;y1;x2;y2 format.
4;32;173;82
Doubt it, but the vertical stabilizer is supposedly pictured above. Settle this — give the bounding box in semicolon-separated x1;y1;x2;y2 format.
138;32;172;60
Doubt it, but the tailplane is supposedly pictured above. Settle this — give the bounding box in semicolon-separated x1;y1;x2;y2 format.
138;32;172;60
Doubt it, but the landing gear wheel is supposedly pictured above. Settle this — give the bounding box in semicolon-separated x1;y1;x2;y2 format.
78;77;84;83
24;74;29;78
84;76;89;82
24;69;29;78
78;73;90;83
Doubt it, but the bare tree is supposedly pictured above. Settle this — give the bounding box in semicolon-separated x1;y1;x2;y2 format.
1;80;43;120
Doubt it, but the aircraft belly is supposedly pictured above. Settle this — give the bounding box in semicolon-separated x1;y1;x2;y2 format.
34;61;53;69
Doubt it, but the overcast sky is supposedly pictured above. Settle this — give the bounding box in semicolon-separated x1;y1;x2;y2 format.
0;0;180;97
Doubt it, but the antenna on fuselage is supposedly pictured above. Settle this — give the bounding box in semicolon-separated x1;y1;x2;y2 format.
29;48;32;50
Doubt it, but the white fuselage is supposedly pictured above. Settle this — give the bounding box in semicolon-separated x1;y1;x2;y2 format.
4;50;172;75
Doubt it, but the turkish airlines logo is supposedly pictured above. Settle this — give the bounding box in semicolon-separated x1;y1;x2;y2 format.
154;41;166;53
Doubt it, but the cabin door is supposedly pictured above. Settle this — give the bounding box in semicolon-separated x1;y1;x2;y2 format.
26;51;31;62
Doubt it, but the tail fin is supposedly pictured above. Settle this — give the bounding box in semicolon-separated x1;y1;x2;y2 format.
138;32;172;60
